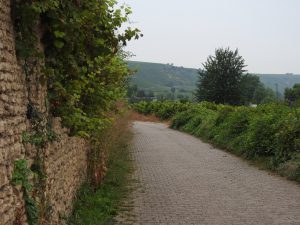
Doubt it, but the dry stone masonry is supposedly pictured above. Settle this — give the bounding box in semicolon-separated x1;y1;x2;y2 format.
0;0;89;224
0;0;28;223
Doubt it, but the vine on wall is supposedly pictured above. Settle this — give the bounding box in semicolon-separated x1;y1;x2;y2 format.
13;0;141;137
12;0;141;223
12;160;39;225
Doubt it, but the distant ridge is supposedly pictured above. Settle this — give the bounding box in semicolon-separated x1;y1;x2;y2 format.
128;61;300;96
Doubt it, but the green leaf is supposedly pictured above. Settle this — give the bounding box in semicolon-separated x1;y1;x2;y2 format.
54;30;66;38
54;40;64;49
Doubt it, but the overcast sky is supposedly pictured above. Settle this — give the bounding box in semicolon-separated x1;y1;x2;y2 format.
122;0;300;74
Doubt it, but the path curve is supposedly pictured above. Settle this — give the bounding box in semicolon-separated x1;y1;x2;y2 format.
128;121;300;225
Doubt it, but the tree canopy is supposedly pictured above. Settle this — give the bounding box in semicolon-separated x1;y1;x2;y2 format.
240;74;276;105
285;84;300;106
195;48;246;105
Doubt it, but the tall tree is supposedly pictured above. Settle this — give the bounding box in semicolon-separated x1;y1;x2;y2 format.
285;83;300;106
137;89;146;98
195;48;246;105
127;84;138;98
240;74;276;105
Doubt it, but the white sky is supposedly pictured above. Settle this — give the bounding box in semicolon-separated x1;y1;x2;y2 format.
121;0;300;74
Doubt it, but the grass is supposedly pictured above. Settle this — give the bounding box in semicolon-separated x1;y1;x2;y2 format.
68;128;134;225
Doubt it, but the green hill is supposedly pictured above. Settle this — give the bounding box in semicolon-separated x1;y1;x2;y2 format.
257;74;300;95
128;61;300;99
127;61;198;99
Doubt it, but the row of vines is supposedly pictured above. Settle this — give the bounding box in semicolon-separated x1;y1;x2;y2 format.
133;101;300;182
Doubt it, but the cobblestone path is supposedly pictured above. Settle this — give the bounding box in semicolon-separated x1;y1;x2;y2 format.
119;121;300;225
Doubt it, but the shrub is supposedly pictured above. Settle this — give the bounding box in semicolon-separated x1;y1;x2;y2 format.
132;101;190;120
133;101;300;181
212;107;253;153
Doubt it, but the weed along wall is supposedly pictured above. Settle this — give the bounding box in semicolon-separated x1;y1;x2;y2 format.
0;1;89;224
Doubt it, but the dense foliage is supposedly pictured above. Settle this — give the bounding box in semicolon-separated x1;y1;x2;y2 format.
195;48;276;105
12;160;39;225
133;101;300;181
14;0;141;137
285;84;300;106
195;48;246;105
133;100;191;120
240;74;276;105
69;114;133;225
13;1;141;223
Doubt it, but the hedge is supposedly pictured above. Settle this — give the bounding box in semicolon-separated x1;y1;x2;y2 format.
133;101;300;181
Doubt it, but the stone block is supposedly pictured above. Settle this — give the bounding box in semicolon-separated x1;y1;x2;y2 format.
0;165;8;188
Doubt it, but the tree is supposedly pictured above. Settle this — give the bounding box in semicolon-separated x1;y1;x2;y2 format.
285;84;300;106
137;89;146;98
171;87;176;94
240;74;276;105
253;84;276;104
239;74;260;104
127;84;138;98
195;48;246;105
147;90;155;98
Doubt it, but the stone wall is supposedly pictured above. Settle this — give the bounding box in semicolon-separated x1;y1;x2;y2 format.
43;118;88;224
0;0;28;223
0;0;89;224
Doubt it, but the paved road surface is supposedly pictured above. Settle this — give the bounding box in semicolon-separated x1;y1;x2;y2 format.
121;121;300;225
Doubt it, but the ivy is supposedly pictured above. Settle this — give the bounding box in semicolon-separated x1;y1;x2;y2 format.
22;129;57;148
24;196;39;225
12;160;39;225
13;0;141;138
12;160;33;191
13;1;141;223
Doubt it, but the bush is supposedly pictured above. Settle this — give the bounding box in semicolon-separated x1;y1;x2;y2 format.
212;107;253;152
133;101;300;182
132;101;191;120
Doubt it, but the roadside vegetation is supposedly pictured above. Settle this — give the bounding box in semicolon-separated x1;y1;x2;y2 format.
13;0;140;223
133;48;300;182
133;101;300;182
13;0;299;222
69;112;134;225
285;84;300;107
132;48;300;182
